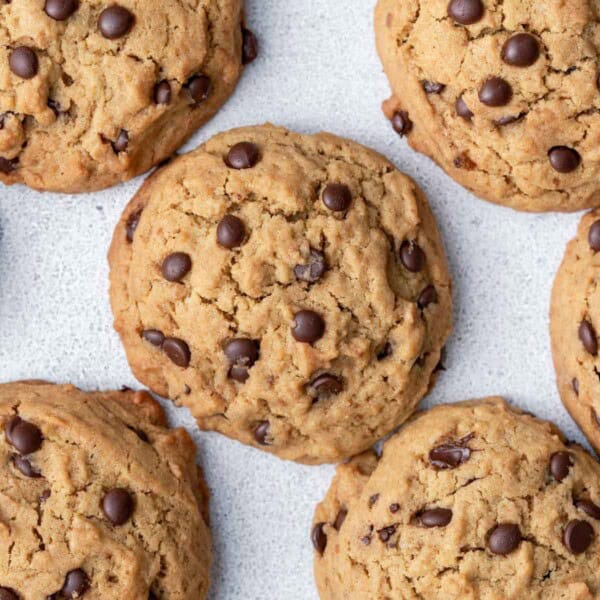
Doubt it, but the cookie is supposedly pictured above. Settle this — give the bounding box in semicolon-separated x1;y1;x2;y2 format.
108;124;452;464
375;0;600;212
313;398;600;599
0;381;211;599
550;209;600;454
0;1;254;193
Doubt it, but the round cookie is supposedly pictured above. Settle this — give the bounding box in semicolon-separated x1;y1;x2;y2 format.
0;381;211;599
108;124;452;464
313;398;600;599
375;0;600;212
551;209;600;454
0;0;254;193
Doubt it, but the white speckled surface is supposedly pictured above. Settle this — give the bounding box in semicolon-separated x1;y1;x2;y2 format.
0;1;590;598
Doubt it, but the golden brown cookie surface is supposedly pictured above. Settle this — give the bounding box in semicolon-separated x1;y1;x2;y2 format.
108;124;452;464
0;0;250;192
551;209;600;455
314;398;600;599
375;0;600;212
0;381;211;599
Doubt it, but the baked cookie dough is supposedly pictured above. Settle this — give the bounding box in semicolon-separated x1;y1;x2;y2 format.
108;124;452;464
0;381;211;599
375;0;600;212
313;398;600;599
551;209;600;455
0;0;255;193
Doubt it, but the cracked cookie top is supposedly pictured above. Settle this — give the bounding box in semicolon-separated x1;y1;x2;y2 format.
551;209;600;456
0;0;251;193
313;398;600;600
108;124;452;464
0;381;211;599
375;0;600;212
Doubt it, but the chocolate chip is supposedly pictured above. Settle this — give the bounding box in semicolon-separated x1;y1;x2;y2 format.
311;522;327;554
447;0;483;24
9;47;39;79
548;146;581;173
154;80;171;105
5;417;43;455
391;110;413;136
99;5;134;39
399;240;426;272
0;588;18;600
563;520;594;554
333;508;347;531
185;75;211;104
549;451;573;482
142;329;165;347
368;494;380;508
488;523;521;555
225;338;260;382
161;252;192;282
12;454;41;478
579;320;598;356
112;129;129;153
422;81;445;94
225;142;260;169
322;183;352;212
419;508;453;528
378;524;397;542
589;220;600;251
254;421;270;445
126;208;142;242
572;377;579;395
102;488;134;525
494;113;525;127
576;499;600;520
0;157;18;174
294;248;327;283
162;337;191;368
455;96;473;120
376;342;393;361
242;28;258;64
389;503;400;514
501;33;540;67
479;77;512;107
47;99;62;117
217;215;246;249
429;434;473;469
61;569;89;598
148;592;157;600
307;373;343;401
292;310;325;343
45;0;78;20
417;285;438;309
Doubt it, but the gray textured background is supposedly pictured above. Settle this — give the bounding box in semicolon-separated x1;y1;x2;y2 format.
0;1;588;598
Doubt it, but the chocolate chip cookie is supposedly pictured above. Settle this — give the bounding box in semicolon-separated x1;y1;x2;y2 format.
0;0;255;193
108;124;452;464
375;0;600;212
550;209;600;454
313;398;600;599
0;381;211;599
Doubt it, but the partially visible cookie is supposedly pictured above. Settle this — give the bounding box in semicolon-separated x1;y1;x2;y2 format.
0;0;254;192
108;124;452;464
551;209;600;454
375;0;600;212
314;398;600;599
0;381;211;599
